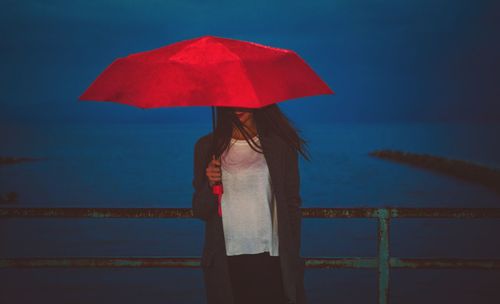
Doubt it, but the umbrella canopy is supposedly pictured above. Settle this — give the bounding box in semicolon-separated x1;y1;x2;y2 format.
78;35;334;108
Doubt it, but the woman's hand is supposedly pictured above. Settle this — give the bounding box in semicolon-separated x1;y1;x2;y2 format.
206;155;221;187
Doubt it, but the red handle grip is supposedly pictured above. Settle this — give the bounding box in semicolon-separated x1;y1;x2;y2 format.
212;183;223;217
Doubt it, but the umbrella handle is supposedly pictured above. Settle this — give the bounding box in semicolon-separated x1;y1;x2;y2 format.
212;183;223;217
210;152;223;217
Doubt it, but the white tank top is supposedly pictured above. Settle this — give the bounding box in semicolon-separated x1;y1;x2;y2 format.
220;135;279;256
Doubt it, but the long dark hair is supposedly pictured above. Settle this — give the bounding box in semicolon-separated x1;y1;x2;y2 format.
211;104;311;162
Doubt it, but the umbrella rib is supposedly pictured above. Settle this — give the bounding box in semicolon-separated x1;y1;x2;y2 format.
210;40;261;107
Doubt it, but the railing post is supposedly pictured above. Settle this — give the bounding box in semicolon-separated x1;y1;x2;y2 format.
377;208;390;304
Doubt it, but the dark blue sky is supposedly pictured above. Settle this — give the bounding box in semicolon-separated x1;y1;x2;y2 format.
1;0;499;124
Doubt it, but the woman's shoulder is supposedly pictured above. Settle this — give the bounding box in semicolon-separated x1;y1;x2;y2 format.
269;132;290;151
194;132;213;150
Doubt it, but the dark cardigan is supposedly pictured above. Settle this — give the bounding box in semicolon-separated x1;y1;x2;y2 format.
192;130;307;304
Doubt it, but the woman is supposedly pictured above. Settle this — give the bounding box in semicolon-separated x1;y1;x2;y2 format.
192;104;310;304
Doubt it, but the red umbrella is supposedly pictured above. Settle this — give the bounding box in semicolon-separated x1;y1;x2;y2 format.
78;35;334;216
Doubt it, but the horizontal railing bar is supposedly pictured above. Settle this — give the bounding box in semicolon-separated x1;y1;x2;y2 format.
1;207;500;219
1;257;499;269
306;257;377;268
0;207;192;218
303;208;500;218
391;258;500;269
0;257;202;268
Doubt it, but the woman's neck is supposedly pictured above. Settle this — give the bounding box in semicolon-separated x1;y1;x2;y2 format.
232;126;257;140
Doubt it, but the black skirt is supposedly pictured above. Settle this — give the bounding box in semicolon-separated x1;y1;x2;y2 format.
226;251;287;304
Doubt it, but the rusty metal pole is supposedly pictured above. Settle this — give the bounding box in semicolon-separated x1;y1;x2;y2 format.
378;208;390;304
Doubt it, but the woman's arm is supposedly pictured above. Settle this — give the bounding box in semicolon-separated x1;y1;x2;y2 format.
191;137;217;221
284;145;302;252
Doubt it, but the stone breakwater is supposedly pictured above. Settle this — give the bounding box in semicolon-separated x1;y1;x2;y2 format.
0;156;47;204
0;156;45;165
369;150;500;194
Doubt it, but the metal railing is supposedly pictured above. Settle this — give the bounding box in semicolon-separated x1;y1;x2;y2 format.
1;207;500;304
